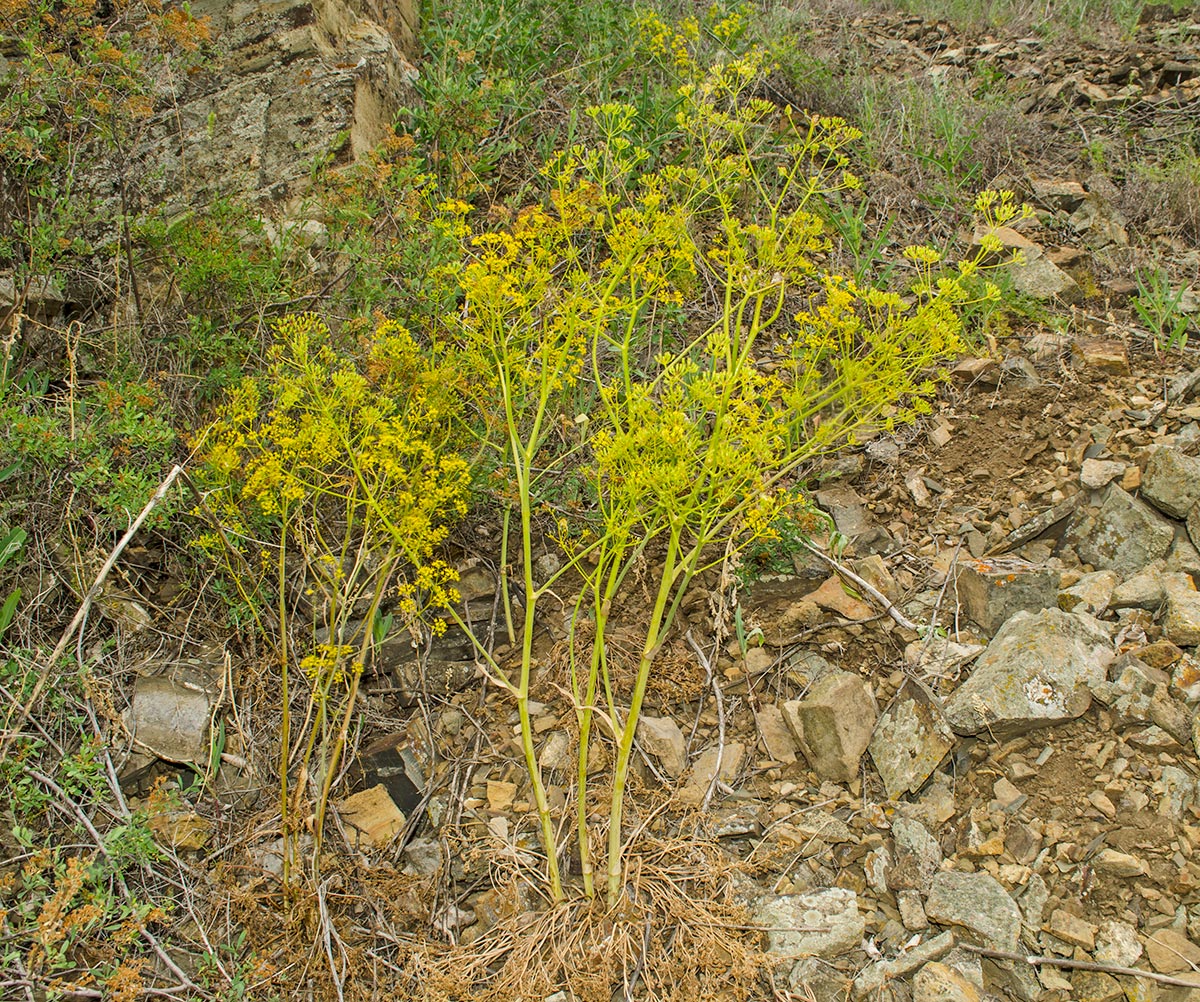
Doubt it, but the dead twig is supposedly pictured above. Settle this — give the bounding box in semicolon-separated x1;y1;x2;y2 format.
685;630;726;813
958;943;1200;988
800;541;919;632
3;464;185;758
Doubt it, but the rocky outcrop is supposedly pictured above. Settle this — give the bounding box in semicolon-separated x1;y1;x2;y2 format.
140;0;418;214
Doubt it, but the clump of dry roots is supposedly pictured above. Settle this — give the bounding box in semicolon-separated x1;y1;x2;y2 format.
414;834;770;1001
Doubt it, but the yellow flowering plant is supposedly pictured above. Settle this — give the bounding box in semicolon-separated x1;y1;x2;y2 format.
193;313;470;890
442;35;1020;907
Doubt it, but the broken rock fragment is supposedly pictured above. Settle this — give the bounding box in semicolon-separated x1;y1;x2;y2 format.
869;679;956;799
955;557;1059;634
1065;484;1175;577
783;670;878;782
924;870;1022;952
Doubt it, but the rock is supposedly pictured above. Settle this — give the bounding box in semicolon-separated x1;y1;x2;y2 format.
851;932;955;999
783;671;878;782
1095;920;1143;966
128;0;418;217
756;704;799;765
339;784;406;849
898;889;929;931
951;356;1001;385
402;837;444;876
804;574;876;620
1010;252;1079;300
890;817;943;892
1068;971;1124;1002
1046;908;1097;950
955;557;1060;634
1159;765;1197;819
924;870;1022;952
753;887;865;959
904;636;985;678
943;608;1114;735
1092;848;1148;877
1112;566;1169;610
1146;929;1200;973
1168;532;1200;581
1190;503;1200;554
1030;177;1087;211
1058;569;1119;616
869;679;956;799
1144;448;1200;519
148;810;212;851
378;629;478;706
638;715;688;777
127;675;212;765
486;780;516;812
1069;193;1129;248
677;742;745;805
355;733;425;819
813;485;892;554
1072;337;1129;375
1065;485;1175;577
1081;458;1126;489
539;731;572;773
788;957;850;999
913;961;981;1002
1164;578;1200;646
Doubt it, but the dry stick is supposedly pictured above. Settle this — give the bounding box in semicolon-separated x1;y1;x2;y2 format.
801;540;920;632
3;464;185;758
685;630;727;812
958;943;1200;988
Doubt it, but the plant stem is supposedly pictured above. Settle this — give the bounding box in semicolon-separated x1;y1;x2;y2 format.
605;524;681;905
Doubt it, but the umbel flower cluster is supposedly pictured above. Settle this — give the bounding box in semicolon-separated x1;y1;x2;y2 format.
194;29;1023;897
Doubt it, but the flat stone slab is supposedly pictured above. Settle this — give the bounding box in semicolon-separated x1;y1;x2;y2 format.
869;679;956;799
943;608;1113;735
784;671;878;782
128;675;212;764
925;870;1022;952
754;887;865;959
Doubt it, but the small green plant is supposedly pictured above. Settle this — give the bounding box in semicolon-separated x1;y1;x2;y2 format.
1133;267;1191;351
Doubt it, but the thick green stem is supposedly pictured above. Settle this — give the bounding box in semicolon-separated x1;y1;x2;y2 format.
515;470;563;901
605;525;681;906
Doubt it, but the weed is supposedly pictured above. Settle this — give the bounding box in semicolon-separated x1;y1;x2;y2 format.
193;313;471;890
1133;267;1191;351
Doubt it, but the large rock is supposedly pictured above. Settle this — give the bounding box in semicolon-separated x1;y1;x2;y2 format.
1065;485;1175;576
869;680;956;799
1143;448;1200;519
783;671;878;782
130;0;418;215
943;608;1114;735
924;870;1022;952
127;675;213;765
753;887;865;959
